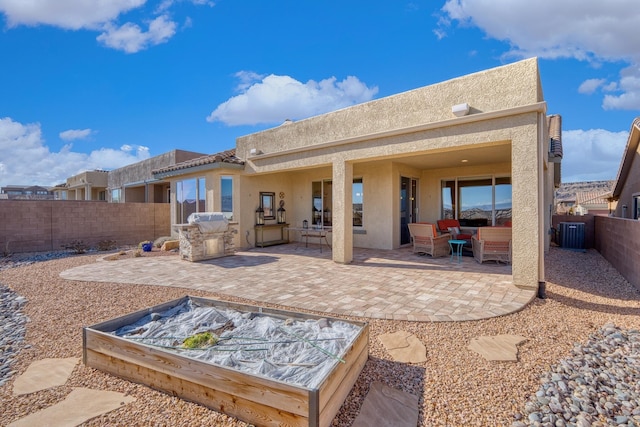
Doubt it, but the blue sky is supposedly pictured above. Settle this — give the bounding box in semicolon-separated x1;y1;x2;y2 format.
1;0;639;188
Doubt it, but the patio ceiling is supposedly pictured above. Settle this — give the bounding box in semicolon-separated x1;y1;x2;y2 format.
392;143;512;170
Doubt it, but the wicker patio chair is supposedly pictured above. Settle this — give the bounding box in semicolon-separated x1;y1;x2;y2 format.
471;226;512;264
407;223;450;257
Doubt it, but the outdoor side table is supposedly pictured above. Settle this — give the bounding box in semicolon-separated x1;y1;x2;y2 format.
448;239;466;263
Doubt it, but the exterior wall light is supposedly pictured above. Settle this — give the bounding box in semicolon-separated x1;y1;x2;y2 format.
277;200;286;224
452;103;470;117
255;206;264;225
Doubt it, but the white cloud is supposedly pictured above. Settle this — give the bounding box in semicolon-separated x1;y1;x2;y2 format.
97;15;176;53
0;0;211;53
578;79;606;95
157;0;214;12
0;117;150;187
561;128;628;182
0;0;145;30
440;0;640;110
603;65;640;110
59;128;94;141
207;73;379;126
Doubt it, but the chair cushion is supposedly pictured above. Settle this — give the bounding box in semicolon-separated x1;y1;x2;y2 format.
437;219;459;233
447;226;461;235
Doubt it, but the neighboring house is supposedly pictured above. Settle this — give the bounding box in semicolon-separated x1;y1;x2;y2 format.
52;170;109;201
555;194;576;215
0;185;54;200
612;117;640;219
154;58;561;291
574;191;614;216
152;149;244;223
554;180;615;215
107;149;206;203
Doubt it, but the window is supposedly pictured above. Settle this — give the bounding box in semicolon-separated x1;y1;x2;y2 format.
111;189;122;203
176;177;206;224
221;176;233;220
633;194;640;220
441;176;511;226
98;191;106;201
353;178;363;226
312;178;363;227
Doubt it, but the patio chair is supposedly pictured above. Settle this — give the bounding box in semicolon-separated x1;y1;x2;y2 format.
407;223;450;257
471;226;512;264
436;219;473;243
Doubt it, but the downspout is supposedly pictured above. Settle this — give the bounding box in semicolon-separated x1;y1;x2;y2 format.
537;112;546;298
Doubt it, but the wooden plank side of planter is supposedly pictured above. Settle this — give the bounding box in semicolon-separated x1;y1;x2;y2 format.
317;325;369;427
85;347;309;427
84;329;310;417
83;295;368;427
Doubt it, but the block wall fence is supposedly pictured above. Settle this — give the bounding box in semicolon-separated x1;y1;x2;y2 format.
594;215;640;292
552;214;639;291
0;200;170;253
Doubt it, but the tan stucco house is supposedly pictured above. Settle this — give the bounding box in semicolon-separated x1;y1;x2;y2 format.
107;149;206;203
612;117;640;219
52;170;108;201
154;58;561;291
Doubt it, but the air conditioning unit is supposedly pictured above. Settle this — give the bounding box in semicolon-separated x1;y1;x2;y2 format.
559;222;586;252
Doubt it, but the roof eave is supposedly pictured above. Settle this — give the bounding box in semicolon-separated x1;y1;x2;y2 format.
612;117;640;198
153;162;245;179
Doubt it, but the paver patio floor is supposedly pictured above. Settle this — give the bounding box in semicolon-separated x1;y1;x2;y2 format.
60;244;536;322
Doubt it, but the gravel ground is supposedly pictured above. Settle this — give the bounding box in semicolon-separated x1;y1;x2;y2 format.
1;247;639;427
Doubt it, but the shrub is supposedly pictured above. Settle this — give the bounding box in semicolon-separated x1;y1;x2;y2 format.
154;236;172;248
97;240;117;251
62;240;88;254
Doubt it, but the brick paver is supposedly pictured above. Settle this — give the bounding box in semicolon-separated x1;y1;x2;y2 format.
60;244;536;322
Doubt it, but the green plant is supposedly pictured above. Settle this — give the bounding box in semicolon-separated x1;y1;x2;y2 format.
182;331;218;349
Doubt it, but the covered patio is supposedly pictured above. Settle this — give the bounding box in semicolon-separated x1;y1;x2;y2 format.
60;244;535;322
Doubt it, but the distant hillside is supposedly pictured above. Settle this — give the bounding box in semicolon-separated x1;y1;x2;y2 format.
556;180;614;201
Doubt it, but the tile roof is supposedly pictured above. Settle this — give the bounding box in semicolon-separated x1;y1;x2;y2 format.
152;149;244;175
575;191;612;206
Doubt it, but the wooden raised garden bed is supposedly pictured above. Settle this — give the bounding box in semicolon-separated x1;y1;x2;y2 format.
83;296;369;427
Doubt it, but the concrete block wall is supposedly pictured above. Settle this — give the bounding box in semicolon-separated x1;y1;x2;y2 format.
594;216;640;292
0;200;170;253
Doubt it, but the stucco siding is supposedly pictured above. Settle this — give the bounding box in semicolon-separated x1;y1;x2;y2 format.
108;150;205;189
237;58;541;160
615;150;640;218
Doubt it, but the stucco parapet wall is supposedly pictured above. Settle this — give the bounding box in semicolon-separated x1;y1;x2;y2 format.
237;58;543;159
108;150;206;188
248;102;547;171
67;171;108;188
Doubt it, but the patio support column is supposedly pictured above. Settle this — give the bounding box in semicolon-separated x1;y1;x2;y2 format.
332;159;353;264
511;117;542;291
